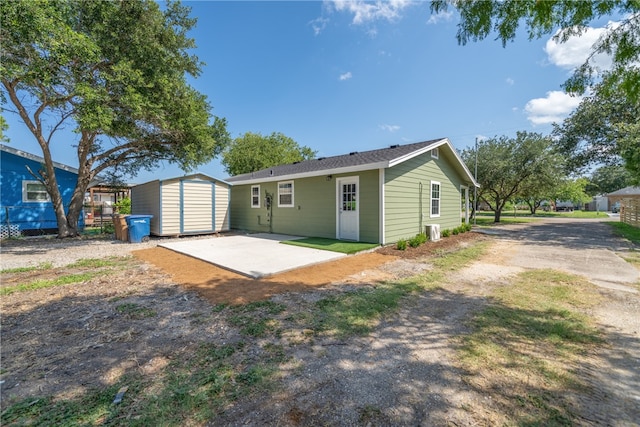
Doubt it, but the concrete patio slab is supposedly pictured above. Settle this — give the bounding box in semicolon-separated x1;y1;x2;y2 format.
159;233;347;278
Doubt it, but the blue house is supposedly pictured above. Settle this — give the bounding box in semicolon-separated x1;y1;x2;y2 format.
1;144;84;237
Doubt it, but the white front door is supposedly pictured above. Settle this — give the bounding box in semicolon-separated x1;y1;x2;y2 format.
337;177;359;241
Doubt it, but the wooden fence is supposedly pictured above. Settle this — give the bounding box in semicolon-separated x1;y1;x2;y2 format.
621;198;640;227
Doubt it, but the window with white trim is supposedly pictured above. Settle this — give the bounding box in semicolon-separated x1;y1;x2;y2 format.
431;181;441;217
278;181;294;207
251;185;260;208
22;180;50;202
431;147;439;159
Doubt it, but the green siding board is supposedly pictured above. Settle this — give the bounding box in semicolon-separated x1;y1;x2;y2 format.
384;151;466;243
230;171;379;243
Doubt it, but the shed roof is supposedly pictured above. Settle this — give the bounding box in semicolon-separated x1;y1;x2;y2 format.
226;138;479;187
133;172;231;188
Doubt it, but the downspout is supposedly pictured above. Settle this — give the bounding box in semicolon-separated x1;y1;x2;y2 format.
419;181;423;234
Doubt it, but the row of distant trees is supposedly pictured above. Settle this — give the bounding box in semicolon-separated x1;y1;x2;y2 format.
460;131;635;223
1;0;638;237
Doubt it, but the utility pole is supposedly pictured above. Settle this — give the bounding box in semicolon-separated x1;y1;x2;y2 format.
473;137;478;226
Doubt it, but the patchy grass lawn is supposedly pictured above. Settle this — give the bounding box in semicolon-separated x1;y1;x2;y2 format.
609;221;640;245
282;237;379;254
457;269;603;425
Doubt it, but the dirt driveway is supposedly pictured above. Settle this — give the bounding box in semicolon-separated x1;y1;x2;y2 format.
1;218;638;425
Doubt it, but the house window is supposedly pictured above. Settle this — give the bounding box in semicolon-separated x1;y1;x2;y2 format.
251;185;260;208
22;180;50;202
431;181;441;217
278;181;294;207
431;147;439;159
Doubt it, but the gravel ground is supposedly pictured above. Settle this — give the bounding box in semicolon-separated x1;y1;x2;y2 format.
0;234;212;270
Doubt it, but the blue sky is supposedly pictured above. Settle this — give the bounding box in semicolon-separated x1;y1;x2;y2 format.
5;1;618;183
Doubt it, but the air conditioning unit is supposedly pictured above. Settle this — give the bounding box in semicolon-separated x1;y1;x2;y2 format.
425;224;441;241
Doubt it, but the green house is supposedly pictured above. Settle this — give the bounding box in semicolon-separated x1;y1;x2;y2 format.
226;138;479;244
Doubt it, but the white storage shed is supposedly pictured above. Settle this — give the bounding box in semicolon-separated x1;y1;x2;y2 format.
131;173;230;236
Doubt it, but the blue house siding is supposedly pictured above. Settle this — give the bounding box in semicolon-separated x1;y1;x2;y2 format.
0;146;83;235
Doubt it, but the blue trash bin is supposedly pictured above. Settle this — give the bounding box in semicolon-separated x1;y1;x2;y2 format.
125;215;153;243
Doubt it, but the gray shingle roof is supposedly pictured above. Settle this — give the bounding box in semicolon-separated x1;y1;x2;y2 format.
226;138;445;183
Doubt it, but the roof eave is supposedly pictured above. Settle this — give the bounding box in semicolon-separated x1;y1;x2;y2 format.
227;161;390;185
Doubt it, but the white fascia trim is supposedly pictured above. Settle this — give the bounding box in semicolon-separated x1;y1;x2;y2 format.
387;138;480;188
227;161;389;185
387;138;447;168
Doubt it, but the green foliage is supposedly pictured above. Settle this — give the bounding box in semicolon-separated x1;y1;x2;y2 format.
408;233;427;248
396;238;407;250
588;165;633;195
552;178;592;206
452;227;460;235
553;79;639;175
430;1;640;101
222;131;317;176
441;228;451;238
114;197;131;214
461;132;562;223
0;0;229;237
615;122;640;185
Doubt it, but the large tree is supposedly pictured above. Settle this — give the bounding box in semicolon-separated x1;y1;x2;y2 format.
517;152;566;214
588;165;633;195
431;0;640;100
553;77;640;176
1;0;229;237
222;132;316;176
462;132;560;222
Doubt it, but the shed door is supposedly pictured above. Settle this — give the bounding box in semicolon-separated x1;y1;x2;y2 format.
181;181;214;233
337;177;359;241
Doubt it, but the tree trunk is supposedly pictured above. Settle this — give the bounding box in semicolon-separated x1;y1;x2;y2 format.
494;209;502;223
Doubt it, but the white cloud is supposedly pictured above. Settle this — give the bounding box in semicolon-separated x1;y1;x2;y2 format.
427;10;454;25
524;91;582;125
326;0;413;25
309;17;329;36
506;77;515;85
339;71;352;81
544;24;616;72
379;124;400;132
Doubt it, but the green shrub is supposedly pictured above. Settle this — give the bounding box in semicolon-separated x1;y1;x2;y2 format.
396;239;407;250
452;227;460;235
441;229;451;238
114;197;131;214
409;233;427;248
463;223;472;232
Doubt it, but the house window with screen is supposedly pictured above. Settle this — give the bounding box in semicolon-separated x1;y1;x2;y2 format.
251;185;260;208
431;147;439;159
431;181;441;217
22;180;50;202
278;181;294;207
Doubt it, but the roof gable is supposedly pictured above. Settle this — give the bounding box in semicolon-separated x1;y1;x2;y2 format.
226;138;478;187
